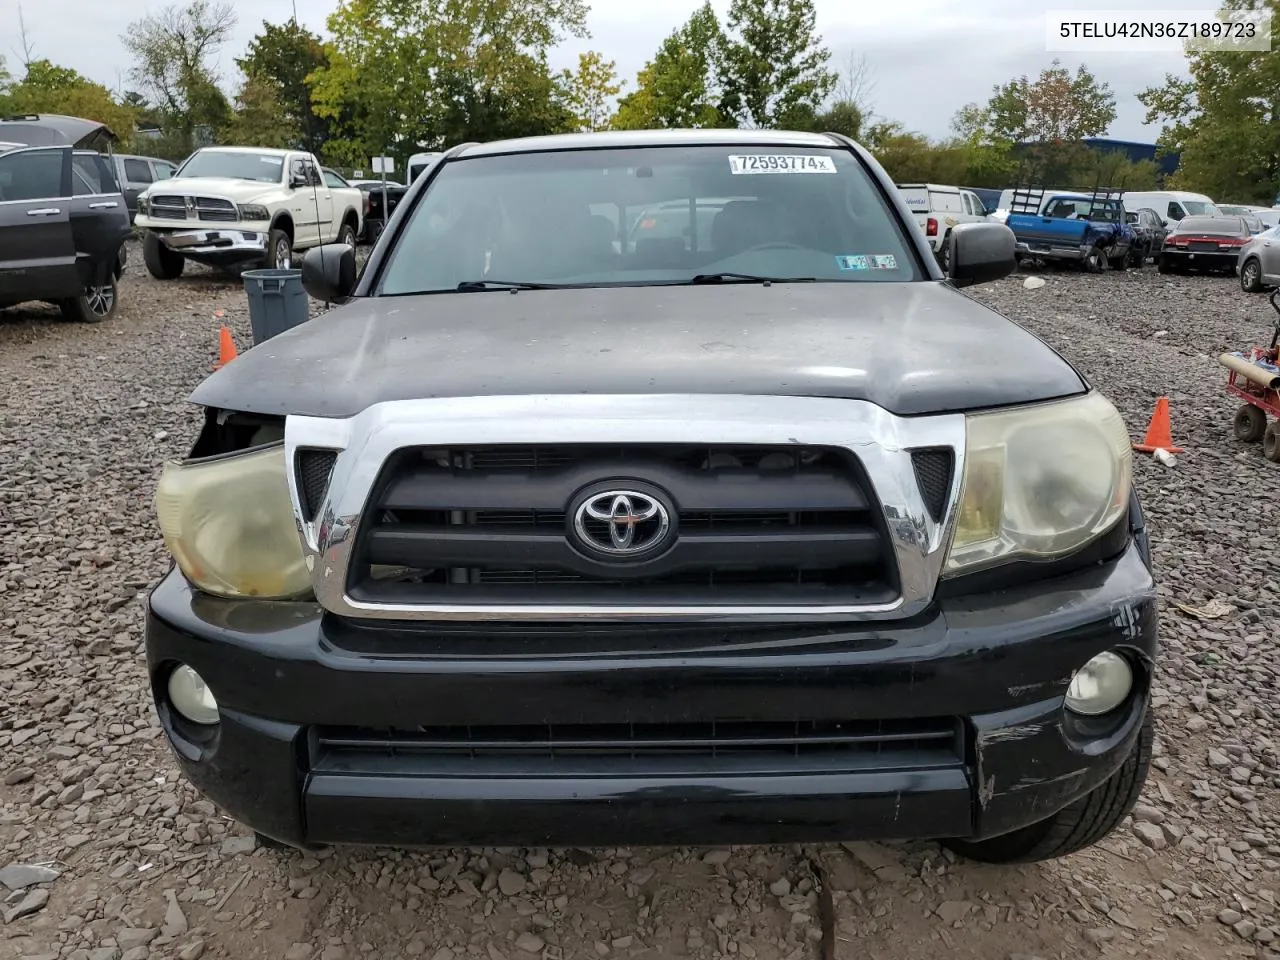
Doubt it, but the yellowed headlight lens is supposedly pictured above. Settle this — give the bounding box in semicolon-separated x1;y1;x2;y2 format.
154;443;311;600
946;391;1132;575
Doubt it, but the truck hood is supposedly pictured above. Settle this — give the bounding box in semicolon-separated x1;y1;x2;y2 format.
191;281;1087;419
142;177;279;200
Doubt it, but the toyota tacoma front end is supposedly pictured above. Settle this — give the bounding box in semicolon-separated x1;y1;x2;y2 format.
145;130;1157;862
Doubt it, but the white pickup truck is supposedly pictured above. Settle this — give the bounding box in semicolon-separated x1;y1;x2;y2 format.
134;146;364;279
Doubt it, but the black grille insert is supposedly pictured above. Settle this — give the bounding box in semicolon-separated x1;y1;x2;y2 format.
314;716;964;774
909;448;954;522
348;444;899;606
296;449;338;522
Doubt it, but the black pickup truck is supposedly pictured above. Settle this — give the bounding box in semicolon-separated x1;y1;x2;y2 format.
146;129;1157;863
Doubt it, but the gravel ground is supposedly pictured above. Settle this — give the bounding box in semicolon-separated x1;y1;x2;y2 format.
3;247;1280;960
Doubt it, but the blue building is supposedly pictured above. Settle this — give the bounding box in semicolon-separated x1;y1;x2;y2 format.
1081;137;1180;180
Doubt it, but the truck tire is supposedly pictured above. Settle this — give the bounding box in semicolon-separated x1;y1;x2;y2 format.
944;712;1153;864
336;222;357;250
143;232;185;280
1083;245;1105;272
266;229;293;269
59;276;117;323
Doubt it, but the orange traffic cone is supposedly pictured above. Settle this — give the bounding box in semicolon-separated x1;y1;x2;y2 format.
1133;396;1184;454
214;326;237;370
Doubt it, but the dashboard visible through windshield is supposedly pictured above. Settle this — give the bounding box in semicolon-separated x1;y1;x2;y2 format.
376;144;923;294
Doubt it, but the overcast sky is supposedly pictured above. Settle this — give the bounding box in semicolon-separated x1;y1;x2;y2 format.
8;0;1214;142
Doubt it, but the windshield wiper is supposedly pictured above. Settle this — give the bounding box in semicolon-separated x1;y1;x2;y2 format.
456;279;560;292
686;273;817;285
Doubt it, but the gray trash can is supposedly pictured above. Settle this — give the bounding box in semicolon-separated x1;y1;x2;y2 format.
242;268;309;344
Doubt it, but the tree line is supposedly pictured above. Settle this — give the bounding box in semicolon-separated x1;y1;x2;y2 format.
0;0;1272;203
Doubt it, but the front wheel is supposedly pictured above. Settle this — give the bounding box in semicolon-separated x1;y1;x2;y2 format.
59;276;117;323
143;232;185;280
944;713;1153;864
267;229;293;270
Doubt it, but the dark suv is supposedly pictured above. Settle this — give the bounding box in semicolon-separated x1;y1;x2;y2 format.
146;130;1157;863
0;141;130;322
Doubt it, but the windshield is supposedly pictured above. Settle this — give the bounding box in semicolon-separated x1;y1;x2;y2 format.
1183;200;1220;216
378;144;922;294
176;150;285;183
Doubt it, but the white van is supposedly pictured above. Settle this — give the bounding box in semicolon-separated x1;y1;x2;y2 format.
896;183;989;267
1121;190;1220;227
407;151;444;184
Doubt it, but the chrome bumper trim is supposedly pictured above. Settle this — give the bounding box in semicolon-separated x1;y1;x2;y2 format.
283;395;968;622
152;228;265;255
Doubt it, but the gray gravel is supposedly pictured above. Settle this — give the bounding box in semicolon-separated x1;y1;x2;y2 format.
2;249;1280;959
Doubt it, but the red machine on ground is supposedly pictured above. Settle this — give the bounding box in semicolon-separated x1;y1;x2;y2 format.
1224;289;1280;460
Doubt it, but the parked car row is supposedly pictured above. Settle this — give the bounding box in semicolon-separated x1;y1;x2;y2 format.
894;181;1280;290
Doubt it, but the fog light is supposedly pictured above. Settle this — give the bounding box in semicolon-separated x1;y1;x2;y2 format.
1065;651;1133;716
167;664;219;725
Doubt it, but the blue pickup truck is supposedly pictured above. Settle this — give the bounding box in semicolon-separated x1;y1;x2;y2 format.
1006;192;1134;271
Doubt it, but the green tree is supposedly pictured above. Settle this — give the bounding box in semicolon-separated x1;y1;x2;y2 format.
612;3;731;130
121;0;235;152
562;51;624;132
1;59;137;146
310;0;587;166
236;20;333;152
221;74;293;148
1138;2;1279;202
953;59;1114;185
717;0;837;128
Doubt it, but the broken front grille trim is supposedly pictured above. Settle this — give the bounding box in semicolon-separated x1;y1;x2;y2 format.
283;394;968;621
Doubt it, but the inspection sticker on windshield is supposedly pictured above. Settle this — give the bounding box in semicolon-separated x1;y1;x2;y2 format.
836;255;870;271
728;154;836;175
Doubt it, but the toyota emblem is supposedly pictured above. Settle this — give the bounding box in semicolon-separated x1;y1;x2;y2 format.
570;487;674;560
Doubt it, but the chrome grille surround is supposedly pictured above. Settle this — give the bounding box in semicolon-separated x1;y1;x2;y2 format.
283;394;967;621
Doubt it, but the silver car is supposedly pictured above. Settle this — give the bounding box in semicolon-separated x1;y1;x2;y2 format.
1238;224;1280;292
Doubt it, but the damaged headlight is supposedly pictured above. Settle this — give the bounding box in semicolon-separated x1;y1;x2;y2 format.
944;391;1131;575
154;443;310;600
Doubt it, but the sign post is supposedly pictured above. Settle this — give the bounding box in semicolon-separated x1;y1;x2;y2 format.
370;157;395;244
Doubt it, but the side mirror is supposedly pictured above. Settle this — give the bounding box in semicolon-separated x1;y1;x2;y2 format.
301;244;357;302
289;174;309;189
948;222;1016;287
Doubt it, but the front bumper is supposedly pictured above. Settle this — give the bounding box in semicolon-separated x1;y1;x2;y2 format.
145;535;1158;850
142;226;267;262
